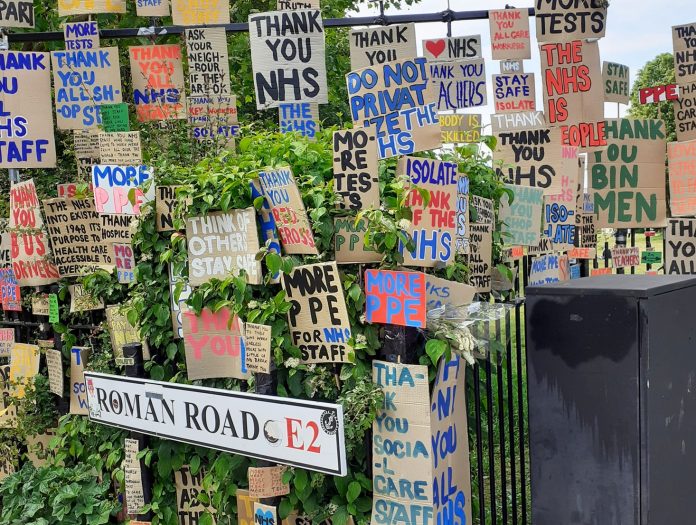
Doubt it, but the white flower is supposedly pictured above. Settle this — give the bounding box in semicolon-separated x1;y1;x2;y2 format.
356;334;367;345
359;314;366;324
397;218;412;230
247;300;259;310
284;357;300;368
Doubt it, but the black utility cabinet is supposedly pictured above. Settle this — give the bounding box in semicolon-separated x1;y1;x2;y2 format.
526;275;696;525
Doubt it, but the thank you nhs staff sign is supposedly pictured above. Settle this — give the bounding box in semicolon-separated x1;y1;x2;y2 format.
84;372;347;475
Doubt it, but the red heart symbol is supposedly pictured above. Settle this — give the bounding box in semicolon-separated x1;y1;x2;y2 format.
426;39;446;58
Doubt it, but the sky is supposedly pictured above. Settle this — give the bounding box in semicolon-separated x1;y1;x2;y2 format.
350;0;695;124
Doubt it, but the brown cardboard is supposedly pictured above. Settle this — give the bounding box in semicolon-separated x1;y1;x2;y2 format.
535;1;607;42
422;35;482;61
45;348;64;397
175;466;216;524
349;23;417;71
0;365;17;427
279;102;319;139
0;328;14;358
32;296;50;316
101;213;134;244
185;27;230;96
673;23;696;85
333;128;380;211
172;0;230;25
26;430;56;467
58;0;125;16
429;59;487;111
470;195;494;225
0;0;34;28
236;489;259;525
489;8;531;60
129;45;186;122
248;466;289;498
543;164;578;251
124;438;145;514
468;223;493;292
493;73;535;113
110;243;136;284
491;110;546;133
669;139;696;216
440;113;482;144
244;323;272;374
602;62;630;104
611;246;640;269
499;184;544;246
63;21;100;50
188;95;239;148
529;253;570;285
105;305;150;360
9;343;40;399
334;216;381;264
155;185;184;232
69;284;104;313
667;219;696;274
674;81;696;142
424;272;476;310
69;347;89;415
136;0;169;16
98;132;142;164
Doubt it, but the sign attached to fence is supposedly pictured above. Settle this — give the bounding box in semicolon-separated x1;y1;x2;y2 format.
349;23;417;71
535;0;607;43
129;45;186;122
58;0;126;17
489;8;531;60
84;372;347;475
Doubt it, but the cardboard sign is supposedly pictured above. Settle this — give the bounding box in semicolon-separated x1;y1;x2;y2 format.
0;329;13;358
371;361;431;525
92;164;155;215
424;273;476;310
249;10;328;110
590;119;667;228
0;268;21;311
529;254;569;286
432;356;472;525
455;175;470;255
172;0;229;25
281;263;353;364
0;52;56;168
136;0;169;16
278;0;319;7
254;503;276;525
468;223;493;293
347;57;440;159
237;490;259;525
188;95;239;147
673;23;696;84
399;157;458;267
105;305;149;360
333;128;379;211
575;212;597;251
175;466;216;524
51;47;122;129
493;73;535;113
669;139;696;216
101;213;134;243
258;168;318;255
74;129;100;178
666;219;696;274
0;232;10;267
58;0;125;16
500;184;543;246
535;0;607;42
642;250;662;265
64;21;99;50
185;28;230;96
365;269;426;328
440;113;481;144
45;348;64;397
279;102;319;139
98;132;141;164
182;307;249;380
527;236;555;257
489;8;531;60
124;438;145;514
543;167;578;250
423;35;481;61
0;458;15;482
70;347;89;415
334;217;381;264
639;83;679;105
250;179;282;281
26;430;57;467
129;45;186;122
9;343;39;398
32;295;49;316
186;209;261;286
85;372;347;475
244;323;272;374
568;247;596;260
156;186;181;232
471;195;494;225
603;62;629;104
169;262;192;340
111;243;135;284
248;466;289;498
43;197;113;278
611;246;640;269
540;40;604;146
100;103;130;132
429;59;487;111
674;81;696;142
349;24;416;71
501;60;524;74
0;0;34;28
9;179;43;229
491;110;546;133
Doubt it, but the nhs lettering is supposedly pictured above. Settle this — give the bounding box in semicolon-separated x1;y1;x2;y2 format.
399;157;458;267
92;165;154;215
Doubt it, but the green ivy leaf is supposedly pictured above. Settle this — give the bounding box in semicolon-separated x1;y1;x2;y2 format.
346;481;361;503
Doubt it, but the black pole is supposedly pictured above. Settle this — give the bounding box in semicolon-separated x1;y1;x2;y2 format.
123;343;153;522
254;368;282;507
615;229;627;275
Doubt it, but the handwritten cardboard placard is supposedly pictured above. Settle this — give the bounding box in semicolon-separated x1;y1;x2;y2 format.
254;503;277;525
603;62;629;104
281;263;353;364
491;110;546;134
590;119;667;228
101;214;134;243
500;184;543;246
365;269;426;328
92;164;155;215
471;195;494;225
673;23;696;84
0;51;56;168
69;347;89;415
172;0;229;25
334;217;380;264
0;232;10;267
535;0;607;43
666;219;696;275
372;361;431;525
639;84;679;105
526;236;554;257
0;329;13;358
423;35;482;61
0;457;15;482
51;47;122;130
244;323;272;374
45;348;64;397
64;21;99;50
347;57;440;159
98;132;141;164
26;430;57;466
0;268;21;311
43;197;112;278
349;23;416;71
124;438;145;514
100;103;129;132
248;466;289;498
568;247;596;260
9;179;43;229
611;246;640;269
186;209;261;286
105;305;150;360
424;272;476;311
110;243;135;284
74;129;100;178
399;156;458;267
258;168;318;255
169;262;192;340
674;81;696;142
129;45;186;122
185;28;230;96
440;113;481;144
501;60;524;74
543;167;578;251
575;213;597;251
136;0;169;16
468;223;492;293
280;103;319;139
333;128;379;211
175;466;216;524
493;73;535;113
188;95;239;147
668;139;696;216
489;8;531;60
0;0;34;28
237;490;259;525
429;59;487;111
58;0;125;16
156;185;181;232
32;295;49;316
455;174;470;255
0;365;17;427
9;343;39;399
249;10;328;110
529;254;569;286
182;307;249;380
